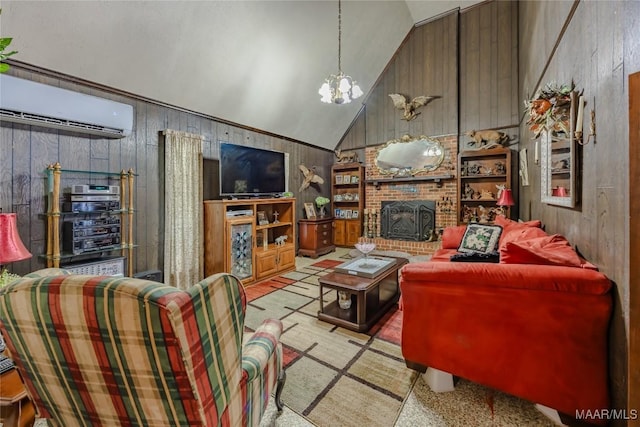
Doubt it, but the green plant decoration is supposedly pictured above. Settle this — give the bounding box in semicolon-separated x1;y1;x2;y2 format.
0;9;18;73
0;268;20;287
315;196;330;207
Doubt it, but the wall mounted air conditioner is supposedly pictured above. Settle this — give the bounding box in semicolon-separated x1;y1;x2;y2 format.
0;74;133;138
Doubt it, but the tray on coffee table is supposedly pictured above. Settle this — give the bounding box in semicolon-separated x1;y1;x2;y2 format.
333;256;396;278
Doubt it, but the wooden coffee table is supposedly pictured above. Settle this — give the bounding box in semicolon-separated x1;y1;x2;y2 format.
317;256;406;332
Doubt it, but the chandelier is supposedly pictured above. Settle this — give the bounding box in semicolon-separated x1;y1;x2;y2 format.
318;0;363;104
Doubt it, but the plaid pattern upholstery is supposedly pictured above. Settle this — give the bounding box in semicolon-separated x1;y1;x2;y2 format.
0;270;283;427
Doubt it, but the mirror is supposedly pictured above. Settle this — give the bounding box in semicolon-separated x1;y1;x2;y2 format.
540;129;577;207
375;135;445;176
529;84;579;208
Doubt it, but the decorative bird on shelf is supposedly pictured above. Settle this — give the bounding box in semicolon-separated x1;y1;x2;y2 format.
389;94;441;121
298;164;324;192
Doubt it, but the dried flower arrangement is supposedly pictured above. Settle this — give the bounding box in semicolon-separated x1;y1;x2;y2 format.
524;82;578;138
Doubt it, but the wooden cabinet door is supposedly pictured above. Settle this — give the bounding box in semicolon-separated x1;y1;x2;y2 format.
298;222;319;250
345;221;361;246
256;248;278;279
333;220;346;246
225;217;255;283
278;246;296;271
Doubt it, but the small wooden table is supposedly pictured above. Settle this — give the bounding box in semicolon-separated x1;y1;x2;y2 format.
0;368;35;427
298;217;336;258
317;256;406;332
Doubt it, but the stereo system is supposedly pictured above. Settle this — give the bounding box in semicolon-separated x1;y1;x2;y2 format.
71;184;120;195
63;216;121;255
62;184;123;255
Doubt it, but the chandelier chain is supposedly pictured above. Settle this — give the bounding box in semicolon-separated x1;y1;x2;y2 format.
338;0;342;72
318;0;362;104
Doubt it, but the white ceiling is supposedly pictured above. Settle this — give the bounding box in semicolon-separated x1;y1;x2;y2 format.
1;1;482;151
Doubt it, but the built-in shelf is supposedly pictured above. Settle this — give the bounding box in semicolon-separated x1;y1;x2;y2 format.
366;174;454;189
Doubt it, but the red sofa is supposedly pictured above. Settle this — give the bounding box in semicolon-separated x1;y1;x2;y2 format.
399;217;612;424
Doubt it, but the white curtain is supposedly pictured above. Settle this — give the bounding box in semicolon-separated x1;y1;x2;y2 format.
163;129;203;289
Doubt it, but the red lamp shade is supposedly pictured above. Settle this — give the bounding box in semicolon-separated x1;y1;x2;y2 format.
497;188;515;207
0;213;32;264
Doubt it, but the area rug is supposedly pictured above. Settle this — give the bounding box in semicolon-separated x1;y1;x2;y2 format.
247;253;555;427
244;258;416;427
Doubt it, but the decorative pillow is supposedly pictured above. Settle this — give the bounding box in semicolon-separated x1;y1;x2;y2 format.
499;225;548;253
494;215;542;230
442;225;467;249
500;234;583;267
457;224;503;254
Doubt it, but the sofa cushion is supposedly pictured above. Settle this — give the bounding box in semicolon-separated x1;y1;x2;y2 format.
442;225;467;249
494;215;542;230
400;261;611;295
430;248;458;262
458;224;503;255
500;234;591;268
499;225;548;252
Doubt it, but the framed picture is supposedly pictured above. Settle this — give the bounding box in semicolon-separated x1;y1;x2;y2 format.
352;209;359;219
344;209;352;219
335;175;343;184
334;208;341;218
257;210;269;225
304;202;317;219
350;175;359;184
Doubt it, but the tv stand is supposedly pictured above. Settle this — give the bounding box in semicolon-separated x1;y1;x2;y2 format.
203;197;296;285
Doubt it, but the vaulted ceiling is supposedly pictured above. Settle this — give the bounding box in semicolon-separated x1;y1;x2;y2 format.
1;1;482;151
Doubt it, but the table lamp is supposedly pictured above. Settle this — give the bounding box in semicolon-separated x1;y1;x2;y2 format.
0;213;32;274
496;188;515;216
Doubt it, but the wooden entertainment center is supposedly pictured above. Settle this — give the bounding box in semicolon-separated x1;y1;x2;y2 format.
203;198;296;285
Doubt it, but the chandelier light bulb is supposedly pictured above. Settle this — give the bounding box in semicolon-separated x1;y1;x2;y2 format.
351;84;363;99
339;76;351;92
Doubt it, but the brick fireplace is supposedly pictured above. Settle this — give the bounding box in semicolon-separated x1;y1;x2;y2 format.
363;135;458;256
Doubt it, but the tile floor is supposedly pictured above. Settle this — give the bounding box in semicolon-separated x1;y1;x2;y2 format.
259;247;557;427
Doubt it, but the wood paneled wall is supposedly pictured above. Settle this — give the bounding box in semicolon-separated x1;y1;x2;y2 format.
519;0;638;417
338;0;634;415
339;1;519;152
0;66;333;277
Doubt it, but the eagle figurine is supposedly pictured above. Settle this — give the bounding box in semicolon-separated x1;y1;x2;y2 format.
389;93;441;121
298;164;324;192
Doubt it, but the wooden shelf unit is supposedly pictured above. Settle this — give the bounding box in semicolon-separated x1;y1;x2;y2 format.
203;198;296;285
457;148;512;224
331;163;365;247
44;163;135;277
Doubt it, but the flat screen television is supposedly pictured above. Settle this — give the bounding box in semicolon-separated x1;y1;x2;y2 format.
219;143;287;197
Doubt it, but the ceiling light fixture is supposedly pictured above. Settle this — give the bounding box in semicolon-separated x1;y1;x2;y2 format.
318;0;363;104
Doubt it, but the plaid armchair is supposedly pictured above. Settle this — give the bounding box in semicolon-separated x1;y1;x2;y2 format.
0;269;285;426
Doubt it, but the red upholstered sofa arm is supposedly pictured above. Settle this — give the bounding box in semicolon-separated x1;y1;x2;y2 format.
399;262;612;423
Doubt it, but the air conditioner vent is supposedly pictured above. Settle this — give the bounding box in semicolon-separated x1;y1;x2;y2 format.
0;74;133;138
0;109;127;137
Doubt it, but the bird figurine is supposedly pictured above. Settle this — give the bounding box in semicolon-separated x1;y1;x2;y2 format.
388;94;441;121
298;164;324;192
